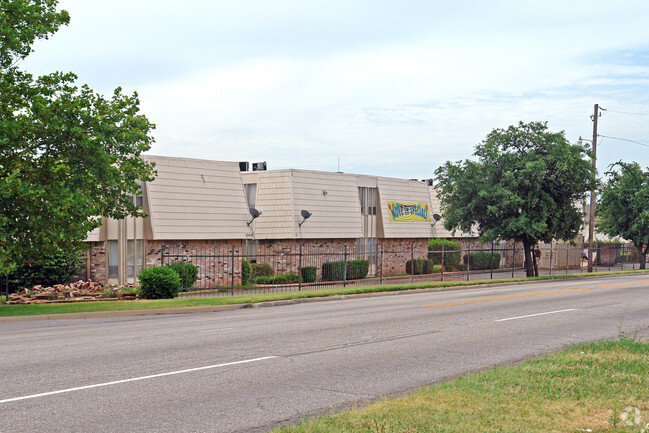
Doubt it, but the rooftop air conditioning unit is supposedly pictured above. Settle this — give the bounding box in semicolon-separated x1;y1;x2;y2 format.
252;161;267;171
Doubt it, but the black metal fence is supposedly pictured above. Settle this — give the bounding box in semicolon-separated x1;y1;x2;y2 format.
159;242;644;297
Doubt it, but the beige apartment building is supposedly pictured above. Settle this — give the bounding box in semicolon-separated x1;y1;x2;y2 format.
85;155;454;286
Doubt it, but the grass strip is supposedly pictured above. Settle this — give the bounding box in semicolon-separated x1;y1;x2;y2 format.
272;338;649;433
1;269;648;317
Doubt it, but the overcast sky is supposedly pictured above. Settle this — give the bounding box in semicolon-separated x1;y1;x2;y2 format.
22;0;649;179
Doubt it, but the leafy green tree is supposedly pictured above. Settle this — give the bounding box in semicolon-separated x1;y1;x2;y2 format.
0;0;156;274
435;121;596;277
597;162;649;269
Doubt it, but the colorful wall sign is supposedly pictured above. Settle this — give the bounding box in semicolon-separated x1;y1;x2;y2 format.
387;201;431;222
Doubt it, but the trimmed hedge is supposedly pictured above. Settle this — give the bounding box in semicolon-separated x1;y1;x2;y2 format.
255;274;299;285
428;239;462;269
241;258;252;285
347;260;369;280
406;259;435;275
300;266;317;283
251;262;273;278
322;261;346;281
138;266;181;299
464;252;501;270
165;261;198;288
321;259;370;281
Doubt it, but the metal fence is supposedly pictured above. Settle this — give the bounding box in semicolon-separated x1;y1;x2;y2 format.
159;242;644;297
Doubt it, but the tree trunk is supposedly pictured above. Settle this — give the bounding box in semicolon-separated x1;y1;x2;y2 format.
523;240;535;277
640;244;647;270
533;247;539;277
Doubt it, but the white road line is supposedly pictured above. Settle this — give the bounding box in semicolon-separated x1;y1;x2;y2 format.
0;356;277;404
496;309;577;322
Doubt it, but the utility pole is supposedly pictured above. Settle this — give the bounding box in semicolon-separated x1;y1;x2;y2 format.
587;104;600;273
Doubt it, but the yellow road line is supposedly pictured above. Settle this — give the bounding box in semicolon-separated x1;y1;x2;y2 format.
426;281;649;308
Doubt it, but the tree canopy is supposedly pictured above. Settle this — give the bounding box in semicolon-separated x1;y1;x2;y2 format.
597;162;649;269
434;121;596;276
1;0;156;274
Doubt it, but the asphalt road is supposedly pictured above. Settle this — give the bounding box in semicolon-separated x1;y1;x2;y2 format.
2;274;649;432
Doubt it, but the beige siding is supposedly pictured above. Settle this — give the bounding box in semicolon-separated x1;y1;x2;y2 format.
378;178;433;239
250;171;294;239
252;170;363;239
144;155;250;240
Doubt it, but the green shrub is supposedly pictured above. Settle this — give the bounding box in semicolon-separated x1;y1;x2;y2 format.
347;260;369;279
165;261;198;288
255;274;299;285
6;249;83;293
456;263;467;271
322;261;346;281
321;259;370;281
406;259;435;275
241;258;252;285
464;252;501;270
251;262;274;278
406;259;424;275
138;266;181;299
300;266;317;283
428;239;462;269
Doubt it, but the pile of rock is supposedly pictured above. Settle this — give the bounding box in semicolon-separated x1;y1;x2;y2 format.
7;280;138;304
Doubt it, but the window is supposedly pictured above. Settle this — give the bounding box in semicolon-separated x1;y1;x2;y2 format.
127;240;144;278
358;187;377;215
108;240;118;278
244;239;258;263
245;184;257;209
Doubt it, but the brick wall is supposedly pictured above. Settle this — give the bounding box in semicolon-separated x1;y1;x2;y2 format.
151;239;244;288
88;242;107;283
256;239;356;277
379;238;428;276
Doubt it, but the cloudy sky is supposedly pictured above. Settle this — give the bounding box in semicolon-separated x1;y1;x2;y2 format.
22;0;649;179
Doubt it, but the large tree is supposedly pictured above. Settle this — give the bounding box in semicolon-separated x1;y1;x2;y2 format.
435;121;596;277
0;0;156;274
597;162;649;269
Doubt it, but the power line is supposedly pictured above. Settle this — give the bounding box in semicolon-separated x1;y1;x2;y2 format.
597;134;649;147
602;108;649;116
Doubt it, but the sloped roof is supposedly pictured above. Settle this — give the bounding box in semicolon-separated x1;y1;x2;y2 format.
378;177;434;238
144;155;251;240
245;169;363;239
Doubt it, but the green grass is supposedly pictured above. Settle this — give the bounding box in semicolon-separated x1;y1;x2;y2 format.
1;268;648;317
272;338;649;433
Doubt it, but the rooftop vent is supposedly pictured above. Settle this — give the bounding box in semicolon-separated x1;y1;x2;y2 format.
252;161;267;171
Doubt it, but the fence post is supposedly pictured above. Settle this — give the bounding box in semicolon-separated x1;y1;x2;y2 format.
549;242;553;276
160;245;166;266
512;241;516;278
466;243;471;281
410;243;414;284
441;243;445;282
231;245;235;296
343;245;348;287
490;242;494;279
298;244;302;291
380;244;384;286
